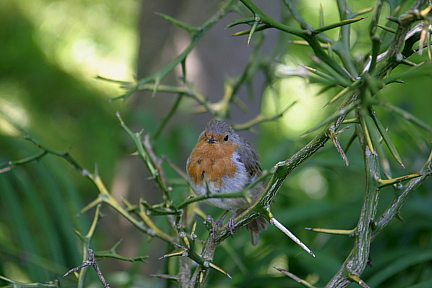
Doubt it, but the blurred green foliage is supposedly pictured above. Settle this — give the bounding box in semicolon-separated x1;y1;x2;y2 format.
0;0;135;286
1;0;432;287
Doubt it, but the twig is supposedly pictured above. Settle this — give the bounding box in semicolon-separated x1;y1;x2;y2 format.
232;102;297;130
377;1;429;77
273;267;316;288
64;249;110;288
373;150;432;238
0;276;59;288
108;0;239;102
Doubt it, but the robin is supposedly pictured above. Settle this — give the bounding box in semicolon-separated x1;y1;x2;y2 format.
186;119;267;245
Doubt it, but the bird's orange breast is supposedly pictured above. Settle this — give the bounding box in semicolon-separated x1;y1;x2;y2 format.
187;141;239;188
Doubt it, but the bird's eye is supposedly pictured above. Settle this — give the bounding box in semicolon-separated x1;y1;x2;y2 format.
224;135;229;141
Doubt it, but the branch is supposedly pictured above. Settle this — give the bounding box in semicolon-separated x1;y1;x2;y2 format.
0;276;58;288
239;0;350;80
64;204;103;288
184;78;360;287
231;102;297;130
373;150;432;237
377;0;429;77
274;267;317;288
108;0;238;102
64;249;110;288
325;123;381;288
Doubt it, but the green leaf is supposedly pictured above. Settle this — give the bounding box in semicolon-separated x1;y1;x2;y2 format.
247;17;260;45
231;24;271;36
367;251;432;287
95;249;147;262
226;17;255;28
359;110;376;155
352;7;373;17
1;173;43;279
319;4;324;28
311;56;352;87
316;84;337;96
377;24;396;33
0;276;59;287
378;102;432;133
369;108;404;167
384;62;432;85
155;12;199;35
406;278;432;288
301;65;337;84
303;102;357;135
326;80;361;106
312;17;366;35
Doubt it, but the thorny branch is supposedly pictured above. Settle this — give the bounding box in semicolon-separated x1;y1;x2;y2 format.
64;249;110;288
2;0;432;287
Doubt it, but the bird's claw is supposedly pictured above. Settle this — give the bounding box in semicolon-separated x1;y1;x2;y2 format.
227;216;236;236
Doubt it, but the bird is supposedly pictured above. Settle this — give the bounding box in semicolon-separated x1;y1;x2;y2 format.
186;119;267;245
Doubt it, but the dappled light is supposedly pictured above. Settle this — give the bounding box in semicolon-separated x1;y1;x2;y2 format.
20;0;138;95
263;75;327;138
298;167;328;199
0;81;29;136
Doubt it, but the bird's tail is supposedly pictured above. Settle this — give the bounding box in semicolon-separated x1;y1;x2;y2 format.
246;215;268;246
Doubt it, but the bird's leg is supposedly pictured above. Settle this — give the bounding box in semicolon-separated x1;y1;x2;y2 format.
227;214;236;236
227;209;246;236
212;210;229;232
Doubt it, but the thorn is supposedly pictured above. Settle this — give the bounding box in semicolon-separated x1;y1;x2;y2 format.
208;262;232;279
306;227;355;236
348;273;371;288
396;212;405;222
270;217;315;257
273;267;316;288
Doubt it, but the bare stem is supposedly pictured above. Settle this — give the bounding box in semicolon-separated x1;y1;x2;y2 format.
64;249;110;288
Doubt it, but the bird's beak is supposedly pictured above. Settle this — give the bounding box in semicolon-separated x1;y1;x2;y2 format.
208;136;216;144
